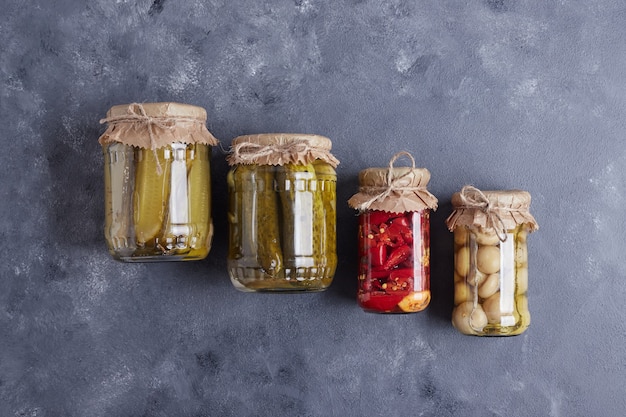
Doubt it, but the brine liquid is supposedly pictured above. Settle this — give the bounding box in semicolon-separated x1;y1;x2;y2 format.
104;143;212;262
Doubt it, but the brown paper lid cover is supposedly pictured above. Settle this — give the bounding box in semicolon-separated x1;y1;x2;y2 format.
98;102;219;148
227;133;339;167
347;152;438;213
446;187;539;232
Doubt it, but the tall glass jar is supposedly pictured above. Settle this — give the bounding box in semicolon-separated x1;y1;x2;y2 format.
226;134;339;292
99;102;218;262
446;186;538;335
348;152;438;313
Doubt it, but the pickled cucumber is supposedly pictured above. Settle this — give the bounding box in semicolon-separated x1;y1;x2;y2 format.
255;166;283;276
313;161;337;270
133;147;171;246
104;143;136;255
187;144;212;257
232;165;257;262
227;169;241;259
233;165;283;276
276;163;325;278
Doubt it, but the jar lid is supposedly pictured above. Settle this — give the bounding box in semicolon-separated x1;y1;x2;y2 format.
227;133;339;167
98;102;219;149
446;186;539;233
348;152;438;213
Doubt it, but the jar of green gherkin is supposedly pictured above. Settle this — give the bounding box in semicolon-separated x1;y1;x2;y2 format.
99;102;218;262
226;134;339;292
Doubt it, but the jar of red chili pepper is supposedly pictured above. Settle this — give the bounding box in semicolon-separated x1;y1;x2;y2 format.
348;152;438;313
446;186;539;336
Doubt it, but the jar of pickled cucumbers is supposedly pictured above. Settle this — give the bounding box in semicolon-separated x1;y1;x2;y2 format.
348;152;438;313
226;134;339;292
98;102;218;262
446;186;539;336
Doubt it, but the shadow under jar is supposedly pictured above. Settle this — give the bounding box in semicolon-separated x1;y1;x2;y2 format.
446;187;539;336
226;134;339;292
99;102;218;262
348;152;438;313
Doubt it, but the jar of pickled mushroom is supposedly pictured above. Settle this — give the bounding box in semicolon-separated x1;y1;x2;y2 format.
348;152;438;313
446;186;539;336
226;134;339;292
99;102;218;262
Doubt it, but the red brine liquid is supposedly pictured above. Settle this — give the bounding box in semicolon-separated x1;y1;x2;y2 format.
357;210;431;313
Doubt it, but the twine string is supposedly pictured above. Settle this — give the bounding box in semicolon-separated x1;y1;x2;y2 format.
232;140;309;162
456;185;508;242
357;151;427;210
228;138;339;167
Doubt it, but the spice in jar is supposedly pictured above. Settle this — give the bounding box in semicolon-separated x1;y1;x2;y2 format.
99;102;218;262
446;186;538;336
226;134;339;292
348;152;438;313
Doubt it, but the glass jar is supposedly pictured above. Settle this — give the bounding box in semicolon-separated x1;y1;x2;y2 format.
348;152;438;313
447;187;538;335
99;102;218;262
226;134;339;292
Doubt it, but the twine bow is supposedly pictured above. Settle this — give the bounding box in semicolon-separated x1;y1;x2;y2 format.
231;140;309;163
455;185;508;242
356;151;431;211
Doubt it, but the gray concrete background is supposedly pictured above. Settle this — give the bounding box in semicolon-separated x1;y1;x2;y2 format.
1;0;625;416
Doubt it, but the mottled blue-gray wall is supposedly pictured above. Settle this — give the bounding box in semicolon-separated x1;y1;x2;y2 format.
1;0;625;416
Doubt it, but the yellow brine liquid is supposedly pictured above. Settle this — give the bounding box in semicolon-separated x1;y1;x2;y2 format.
104;143;212;262
227;162;337;292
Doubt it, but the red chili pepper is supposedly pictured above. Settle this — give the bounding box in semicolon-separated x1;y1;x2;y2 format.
391;216;410;228
388;268;414;293
391;215;413;245
383;244;412;270
402;230;413;246
361;232;377;251
367;211;392;228
385;224;407;247
389;268;414;281
369;244;386;267
399;259;414;269
368;267;390;279
358;293;405;312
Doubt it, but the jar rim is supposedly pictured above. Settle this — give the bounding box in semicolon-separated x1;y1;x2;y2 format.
231;133;332;150
105;102;208;121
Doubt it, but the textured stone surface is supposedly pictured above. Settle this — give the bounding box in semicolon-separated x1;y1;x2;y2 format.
1;0;625;416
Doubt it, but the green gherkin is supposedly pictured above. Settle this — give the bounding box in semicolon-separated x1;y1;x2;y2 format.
186;144;212;258
255;165;283;276
104;143;136;256
276;163;325;277
133;148;171;246
231;165;283;277
226;168;240;259
313;161;338;273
